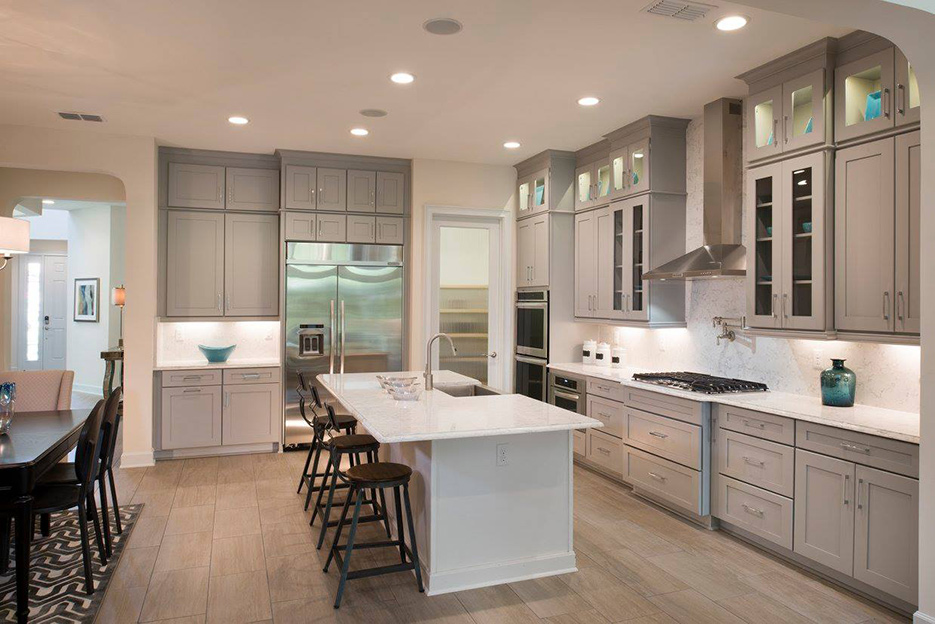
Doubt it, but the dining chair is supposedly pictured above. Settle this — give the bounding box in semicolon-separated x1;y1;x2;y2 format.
38;387;123;557
0;370;74;412
0;399;108;594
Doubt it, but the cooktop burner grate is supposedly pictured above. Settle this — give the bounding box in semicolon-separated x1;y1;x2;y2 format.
632;371;769;394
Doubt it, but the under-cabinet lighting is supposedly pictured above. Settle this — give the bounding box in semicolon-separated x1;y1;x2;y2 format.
42;199;54;205
633;153;644;158
715;15;748;31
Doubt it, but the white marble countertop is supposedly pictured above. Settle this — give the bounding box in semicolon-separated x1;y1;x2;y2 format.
153;359;281;371
549;362;920;444
318;370;603;444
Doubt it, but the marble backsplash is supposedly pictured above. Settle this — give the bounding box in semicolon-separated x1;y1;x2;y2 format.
155;321;280;366
585;117;920;413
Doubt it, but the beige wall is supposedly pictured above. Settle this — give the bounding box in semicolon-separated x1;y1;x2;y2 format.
0;125;158;467
408;159;516;370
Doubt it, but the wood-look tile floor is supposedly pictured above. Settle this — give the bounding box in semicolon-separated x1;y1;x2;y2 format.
95;452;911;623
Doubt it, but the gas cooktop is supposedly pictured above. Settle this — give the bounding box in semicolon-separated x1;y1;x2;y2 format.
632;372;769;395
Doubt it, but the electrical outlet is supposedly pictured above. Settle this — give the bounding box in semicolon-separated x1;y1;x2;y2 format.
175;329;183;342
812;347;823;370
496;443;509;467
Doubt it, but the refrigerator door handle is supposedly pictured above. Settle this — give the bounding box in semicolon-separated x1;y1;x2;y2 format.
329;299;336;375
340;299;346;374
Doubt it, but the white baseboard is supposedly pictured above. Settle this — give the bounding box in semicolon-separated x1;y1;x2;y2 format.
73;383;102;396
915;611;935;624
119;450;155;468
424;551;577;596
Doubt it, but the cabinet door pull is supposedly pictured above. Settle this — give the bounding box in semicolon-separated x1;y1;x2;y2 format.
742;503;765;517
226;294;231;313
217;293;222;312
596;446;611;456
648;472;667;482
842;473;850;506
771;293;777;318
897;291;905;321
897;83;906;116
649;431;669;439
241;373;261;380
742;418;766;430
856;477;864;510
773;118;779;148
742;456;765;467
883;291;891;320
784;115;789;144
840;441;871;454
883;87;892;118
217;185;222;202
224;391;230;407
782;293;789;318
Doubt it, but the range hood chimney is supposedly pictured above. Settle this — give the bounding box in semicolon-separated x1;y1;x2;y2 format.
644;98;744;280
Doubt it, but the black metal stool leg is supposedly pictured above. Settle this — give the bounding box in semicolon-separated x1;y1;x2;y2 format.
310;453;333;524
297;438;317;494
305;441;326;512
324;485;356;573
316;453;341;549
393;486;405;564
403;483;424;592
333;493;364;609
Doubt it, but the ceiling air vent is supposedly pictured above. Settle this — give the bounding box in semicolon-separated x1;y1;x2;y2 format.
58;112;105;122
642;0;716;21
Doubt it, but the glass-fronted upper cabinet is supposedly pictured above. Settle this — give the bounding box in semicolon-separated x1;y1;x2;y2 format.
748;85;782;162
896;48;921;126
835;48;896;142
575;159;611;211
518;178;531;217
532;170;548;214
575;165;592;210
746;70;825;162
609;139;650;199
596;162;611;203
746;163;782;328
609;197;649;321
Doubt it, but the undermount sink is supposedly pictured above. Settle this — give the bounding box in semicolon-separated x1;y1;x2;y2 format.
434;383;501;398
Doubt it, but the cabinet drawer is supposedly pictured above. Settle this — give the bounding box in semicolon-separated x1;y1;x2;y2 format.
796;422;919;478
587;429;623;476
587;378;626;403
718;475;793;550
718;404;795;445
625;407;701;470
223;367;282;386
719;429;794;498
624;386;703;426
586;395;624;439
573;430;587;456
162;369;222;388
625;446;701;515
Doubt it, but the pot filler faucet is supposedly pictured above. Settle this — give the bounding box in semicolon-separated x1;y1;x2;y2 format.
425;333;457;390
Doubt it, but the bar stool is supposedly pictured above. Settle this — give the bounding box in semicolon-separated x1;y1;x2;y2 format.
296;383;357;510
310;404;391;549
324;460;423;608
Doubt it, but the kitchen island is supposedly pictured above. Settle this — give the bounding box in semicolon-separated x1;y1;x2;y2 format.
317;370;602;595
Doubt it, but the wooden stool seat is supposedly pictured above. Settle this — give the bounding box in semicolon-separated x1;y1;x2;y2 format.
328;434;379;451
344;462;412;486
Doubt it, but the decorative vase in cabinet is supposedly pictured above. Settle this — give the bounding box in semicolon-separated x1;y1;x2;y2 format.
820;359;856;407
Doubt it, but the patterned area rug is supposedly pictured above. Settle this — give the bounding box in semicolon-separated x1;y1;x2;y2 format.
0;504;141;623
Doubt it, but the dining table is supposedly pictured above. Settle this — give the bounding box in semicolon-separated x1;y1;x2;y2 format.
0;408;91;624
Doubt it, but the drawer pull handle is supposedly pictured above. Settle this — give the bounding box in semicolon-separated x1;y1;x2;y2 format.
742;503;764;517
649;431;669;439
241;373;262;380
840;441;870;454
183;388;202;393
647;472;667;482
742;456;765;467
182;375;202;381
742;419;766;429
596;447;611;455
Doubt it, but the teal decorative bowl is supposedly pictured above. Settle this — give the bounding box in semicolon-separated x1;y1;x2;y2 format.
198;344;237;363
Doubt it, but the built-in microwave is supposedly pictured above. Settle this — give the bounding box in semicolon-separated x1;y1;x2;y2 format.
548;371;586;415
516;290;548;359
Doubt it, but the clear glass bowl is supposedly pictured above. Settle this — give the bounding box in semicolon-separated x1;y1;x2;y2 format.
389;385;423;401
382;377;419;392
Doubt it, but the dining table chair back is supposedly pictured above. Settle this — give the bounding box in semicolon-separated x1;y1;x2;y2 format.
0;370;75;411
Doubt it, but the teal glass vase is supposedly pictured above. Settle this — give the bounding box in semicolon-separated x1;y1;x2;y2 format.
820;359;856;407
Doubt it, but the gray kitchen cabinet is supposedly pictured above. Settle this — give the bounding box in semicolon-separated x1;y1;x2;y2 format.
346;215;376;243
224;213;279;316
317;168;347;211
594;207;616;316
574;159;611;212
614;196;650;321
376;172;405;214
316;213;347;242
895;48;921;127
835;139;895;333
835;47;896;143
222;382;281;445
514;151;575;222
226;167;279;212
517;214;549;288
161;385;223;449
895;130;921;333
609;138;650;198
574;211;597;316
284;211;316;241
347;170;376;212
853;464;919;603
165;210;225;317
744;69;827;162
746;152;831;332
375;216;404;245
517;169;549;219
284;165;317;210
167;163;226;209
793;449;856;575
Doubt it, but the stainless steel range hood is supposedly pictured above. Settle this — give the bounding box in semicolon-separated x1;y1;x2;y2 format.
644;98;744;280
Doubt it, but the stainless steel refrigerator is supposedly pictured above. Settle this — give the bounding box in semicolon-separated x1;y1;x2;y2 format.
283;242;404;447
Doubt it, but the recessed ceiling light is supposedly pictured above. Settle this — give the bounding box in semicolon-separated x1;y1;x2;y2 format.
42;199;54;205
228;116;249;125
423;18;463;35
390;72;415;84
360;109;388;118
503;141;521;149
350;128;369;137
715;15;748;31
577;96;600;107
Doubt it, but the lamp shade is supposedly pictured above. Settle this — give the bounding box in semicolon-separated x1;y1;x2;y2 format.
0;216;29;255
111;285;126;306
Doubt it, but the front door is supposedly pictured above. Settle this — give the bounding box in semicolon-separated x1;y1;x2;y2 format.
17;253;67;371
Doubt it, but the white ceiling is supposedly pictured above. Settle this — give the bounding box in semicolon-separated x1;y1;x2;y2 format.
0;1;846;165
